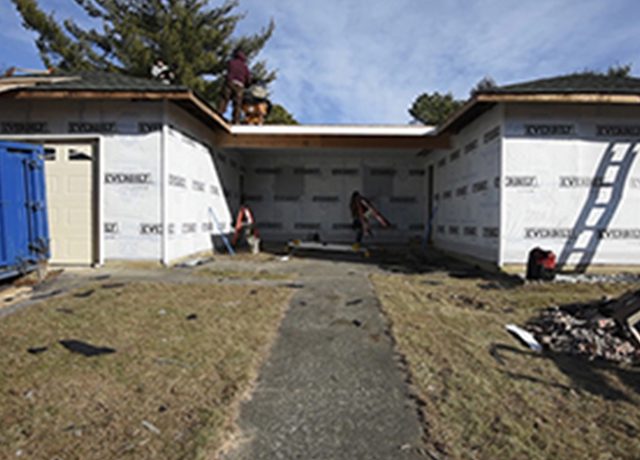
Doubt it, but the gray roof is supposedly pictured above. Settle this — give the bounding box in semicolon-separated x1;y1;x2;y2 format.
7;71;188;92
480;73;640;95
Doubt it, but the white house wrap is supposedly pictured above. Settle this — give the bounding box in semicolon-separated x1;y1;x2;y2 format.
0;71;638;269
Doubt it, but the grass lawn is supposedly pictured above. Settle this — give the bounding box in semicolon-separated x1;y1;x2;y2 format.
0;281;292;459
372;271;640;460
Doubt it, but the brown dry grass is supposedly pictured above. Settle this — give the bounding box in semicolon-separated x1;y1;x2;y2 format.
0;282;292;459
372;271;640;460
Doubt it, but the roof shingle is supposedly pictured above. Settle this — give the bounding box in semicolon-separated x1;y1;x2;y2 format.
3;71;188;92
479;73;640;95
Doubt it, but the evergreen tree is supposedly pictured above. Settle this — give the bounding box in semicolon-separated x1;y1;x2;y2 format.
264;103;298;125
606;64;632;78
574;64;633;78
11;0;275;103
408;91;464;126
470;76;497;96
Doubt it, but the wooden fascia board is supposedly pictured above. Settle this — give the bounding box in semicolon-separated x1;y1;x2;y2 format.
217;133;450;150
437;97;481;134
0;84;34;94
3;89;231;133
185;92;230;132
476;93;640;104
6;90;191;100
438;92;640;135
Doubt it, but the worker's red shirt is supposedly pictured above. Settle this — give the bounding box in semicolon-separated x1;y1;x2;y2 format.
227;54;251;87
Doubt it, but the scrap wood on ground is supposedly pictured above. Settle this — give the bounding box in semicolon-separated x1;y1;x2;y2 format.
372;270;640;460
524;289;640;365
0;281;293;460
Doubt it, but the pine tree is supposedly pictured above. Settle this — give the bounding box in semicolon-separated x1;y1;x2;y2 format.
408;92;464;126
265;104;298;125
11;0;275;103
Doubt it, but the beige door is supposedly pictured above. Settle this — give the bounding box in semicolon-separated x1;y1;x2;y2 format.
44;143;95;265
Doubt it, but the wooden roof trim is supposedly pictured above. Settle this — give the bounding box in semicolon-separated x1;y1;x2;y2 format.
0;76;79;86
218;133;450;150
437;97;481;134
439;92;640;135
2;88;231;133
0;83;35;94
185;91;230;132
7;89;190;100
476;92;640;104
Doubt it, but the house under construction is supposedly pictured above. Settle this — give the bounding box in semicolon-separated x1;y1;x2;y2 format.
0;72;639;270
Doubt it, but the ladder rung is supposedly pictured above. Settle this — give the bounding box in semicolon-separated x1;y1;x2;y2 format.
593;203;609;208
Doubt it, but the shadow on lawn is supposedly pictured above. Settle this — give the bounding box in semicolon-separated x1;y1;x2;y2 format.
260;241;524;287
489;343;640;402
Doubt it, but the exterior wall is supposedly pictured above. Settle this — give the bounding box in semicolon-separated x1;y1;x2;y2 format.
242;150;427;243
103;133;162;260
428;105;502;262
167;105;242;211
164;126;232;261
0;99;164;261
0;99;236;263
502;103;640;266
164;105;236;261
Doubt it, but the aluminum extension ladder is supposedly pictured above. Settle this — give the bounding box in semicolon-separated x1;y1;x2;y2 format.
557;143;637;272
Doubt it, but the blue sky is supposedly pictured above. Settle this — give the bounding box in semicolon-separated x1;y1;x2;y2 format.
1;0;639;124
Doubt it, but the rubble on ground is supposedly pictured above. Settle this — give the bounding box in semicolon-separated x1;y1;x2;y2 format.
525;290;640;365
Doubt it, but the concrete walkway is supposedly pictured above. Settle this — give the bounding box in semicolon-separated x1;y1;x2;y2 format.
223;260;426;459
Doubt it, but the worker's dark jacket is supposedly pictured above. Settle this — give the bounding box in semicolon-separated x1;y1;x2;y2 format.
227;52;251;87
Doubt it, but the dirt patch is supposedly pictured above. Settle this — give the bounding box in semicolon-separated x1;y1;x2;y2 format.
195;267;294;281
1;286;33;308
0;281;292;459
372;271;640;460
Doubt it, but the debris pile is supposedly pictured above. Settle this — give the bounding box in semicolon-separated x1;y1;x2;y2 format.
526;291;640;365
554;272;640;284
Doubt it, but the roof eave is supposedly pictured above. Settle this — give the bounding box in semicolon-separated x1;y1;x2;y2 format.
438;91;640;136
218;132;450;150
476;92;640;103
1;87;231;133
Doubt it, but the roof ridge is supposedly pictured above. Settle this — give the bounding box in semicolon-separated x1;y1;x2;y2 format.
478;72;640;96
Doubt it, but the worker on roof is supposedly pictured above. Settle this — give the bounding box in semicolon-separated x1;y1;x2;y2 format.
150;58;175;84
218;48;251;124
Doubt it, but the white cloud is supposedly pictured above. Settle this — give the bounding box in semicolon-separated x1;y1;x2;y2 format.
238;0;640;124
2;0;638;123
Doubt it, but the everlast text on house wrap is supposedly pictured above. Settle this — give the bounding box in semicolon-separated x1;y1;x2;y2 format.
105;173;152;184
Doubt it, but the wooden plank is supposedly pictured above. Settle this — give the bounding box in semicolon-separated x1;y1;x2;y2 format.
186;94;230;132
7;90;191;100
217;132;451;150
437;98;486;134
0;84;33;94
476;93;640;104
439;92;640;135
0;76;78;86
3;89;231;133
